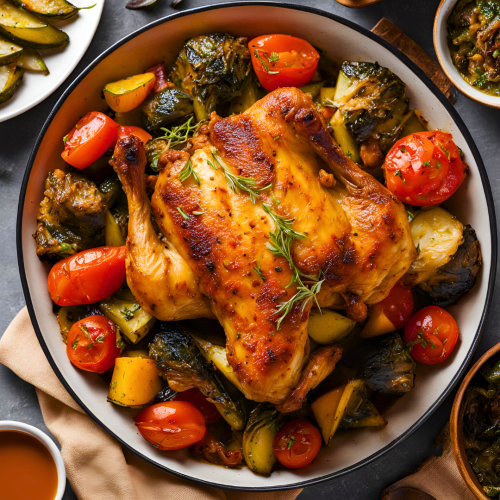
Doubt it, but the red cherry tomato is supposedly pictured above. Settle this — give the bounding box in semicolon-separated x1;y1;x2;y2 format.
135;402;206;451
404;306;459;364
66;315;121;373
146;63;169;93
384;131;466;206
376;282;414;329
248;35;319;91
273;419;321;469
117;126;152;145
174;388;221;425
48;246;126;306
61;111;118;169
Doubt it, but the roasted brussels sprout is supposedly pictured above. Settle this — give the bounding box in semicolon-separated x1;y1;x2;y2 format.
401;207;464;287
34;169;108;260
170;33;252;121
357;333;416;395
416;225;481;307
149;323;246;430
141;87;194;132
242;403;284;476
331;61;409;170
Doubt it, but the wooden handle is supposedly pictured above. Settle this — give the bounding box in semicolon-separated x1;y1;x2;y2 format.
371;18;453;99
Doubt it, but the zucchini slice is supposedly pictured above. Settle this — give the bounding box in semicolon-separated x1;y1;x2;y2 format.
0;0;69;49
0;35;22;64
0;63;24;104
10;0;79;20
17;46;48;74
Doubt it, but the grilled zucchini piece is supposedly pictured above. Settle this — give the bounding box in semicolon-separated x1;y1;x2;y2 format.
0;35;22;64
0;63;23;103
17;46;48;74
98;297;156;344
10;0;79;19
0;0;69;48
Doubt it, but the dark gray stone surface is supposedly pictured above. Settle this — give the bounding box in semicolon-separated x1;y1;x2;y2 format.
0;0;499;498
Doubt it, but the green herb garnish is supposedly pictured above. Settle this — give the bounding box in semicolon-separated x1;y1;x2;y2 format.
178;158;200;186
177;207;189;220
254;50;279;74
252;261;266;281
121;304;140;321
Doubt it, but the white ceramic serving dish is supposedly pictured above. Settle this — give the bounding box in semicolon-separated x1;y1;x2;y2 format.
0;420;66;499
17;2;497;491
0;0;104;123
434;0;500;108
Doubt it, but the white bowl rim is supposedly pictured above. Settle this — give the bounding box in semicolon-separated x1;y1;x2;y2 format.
0;420;66;499
16;1;498;491
433;0;500;108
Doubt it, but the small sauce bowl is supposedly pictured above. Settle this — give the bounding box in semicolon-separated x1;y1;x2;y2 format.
450;343;500;500
0;420;66;500
433;0;500;108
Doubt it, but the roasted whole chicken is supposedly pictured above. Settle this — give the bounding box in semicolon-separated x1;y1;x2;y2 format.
110;87;416;408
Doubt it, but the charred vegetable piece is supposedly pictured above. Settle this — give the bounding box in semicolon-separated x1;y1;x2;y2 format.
149;323;245;431
0;63;23;103
416;225;481;307
141;88;193;132
242;403;284;476
170;33;251;121
153;385;177;403
33;169;108;260
357;333;416;395
332;61;408;165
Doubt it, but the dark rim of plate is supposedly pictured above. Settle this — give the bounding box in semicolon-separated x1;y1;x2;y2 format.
16;1;498;492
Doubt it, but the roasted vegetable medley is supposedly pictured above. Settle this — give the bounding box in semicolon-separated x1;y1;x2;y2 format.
35;31;481;475
447;0;500;95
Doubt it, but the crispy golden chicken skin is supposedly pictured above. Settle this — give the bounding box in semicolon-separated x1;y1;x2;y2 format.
112;87;415;406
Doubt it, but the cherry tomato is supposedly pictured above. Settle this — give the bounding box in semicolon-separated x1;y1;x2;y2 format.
48;246;126;306
273;419;321;469
61;111;118;170
146;63;169;93
66;315;121;373
404;306;459;364
384;131;466;206
376;282;414;329
116;126;152;146
248;35;320;91
174;388;221;425
135;402;206;451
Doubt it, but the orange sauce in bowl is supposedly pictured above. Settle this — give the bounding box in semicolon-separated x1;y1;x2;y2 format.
0;430;58;500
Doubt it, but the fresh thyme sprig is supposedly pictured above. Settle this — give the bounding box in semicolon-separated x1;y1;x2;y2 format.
210;149;323;330
178;158;200;186
253;49;279;75
275;280;324;331
253;261;266;281
211;150;271;203
150;117;205;171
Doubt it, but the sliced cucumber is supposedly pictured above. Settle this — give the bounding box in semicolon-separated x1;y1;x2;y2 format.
0;0;69;49
10;0;79;20
0;63;24;103
17;46;48;74
0;35;22;64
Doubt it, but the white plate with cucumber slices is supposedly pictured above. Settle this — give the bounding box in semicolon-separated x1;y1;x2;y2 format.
0;0;104;122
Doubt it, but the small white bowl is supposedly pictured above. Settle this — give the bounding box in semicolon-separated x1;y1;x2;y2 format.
0;421;66;500
434;0;500;108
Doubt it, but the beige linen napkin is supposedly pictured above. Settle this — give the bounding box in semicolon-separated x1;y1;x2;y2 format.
383;424;475;499
0;308;301;500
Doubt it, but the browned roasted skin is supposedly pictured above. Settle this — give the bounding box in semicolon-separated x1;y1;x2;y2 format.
151;88;415;404
276;344;343;413
110;136;214;321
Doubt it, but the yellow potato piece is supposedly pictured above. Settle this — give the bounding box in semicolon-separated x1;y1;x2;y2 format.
361;306;396;338
104;72;155;113
107;357;161;407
